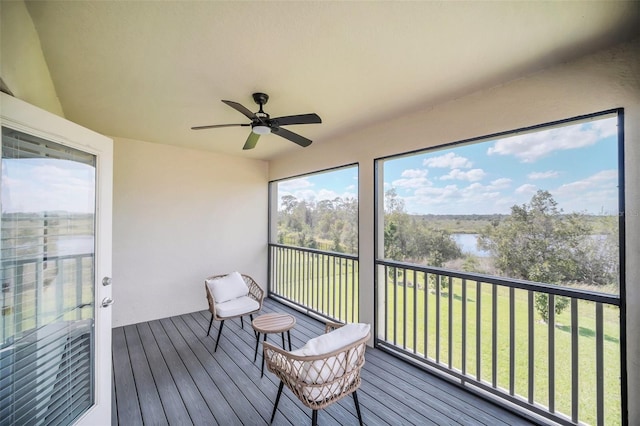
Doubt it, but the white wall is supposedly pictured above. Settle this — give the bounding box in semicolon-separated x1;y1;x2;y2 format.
112;137;268;327
269;39;640;423
0;1;64;116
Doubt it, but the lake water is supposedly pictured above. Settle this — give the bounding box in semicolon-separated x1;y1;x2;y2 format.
452;233;489;257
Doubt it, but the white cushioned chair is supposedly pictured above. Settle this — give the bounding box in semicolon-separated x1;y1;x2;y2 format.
264;321;370;426
204;272;264;352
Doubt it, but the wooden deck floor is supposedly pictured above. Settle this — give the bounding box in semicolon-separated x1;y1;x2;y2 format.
112;298;536;425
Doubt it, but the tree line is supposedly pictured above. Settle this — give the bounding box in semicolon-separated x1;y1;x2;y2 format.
277;189;619;321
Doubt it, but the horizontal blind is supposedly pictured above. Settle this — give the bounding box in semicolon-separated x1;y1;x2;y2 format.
1;127;96;426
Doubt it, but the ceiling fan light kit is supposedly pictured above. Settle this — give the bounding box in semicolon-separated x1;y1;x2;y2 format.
252;125;271;135
191;92;321;150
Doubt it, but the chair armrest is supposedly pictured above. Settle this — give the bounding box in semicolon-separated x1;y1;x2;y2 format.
246;280;264;304
324;321;344;334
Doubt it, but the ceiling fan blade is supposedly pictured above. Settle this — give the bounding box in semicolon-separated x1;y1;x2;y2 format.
191;123;249;130
222;100;255;119
243;132;260;150
272;113;322;126
272;126;312;147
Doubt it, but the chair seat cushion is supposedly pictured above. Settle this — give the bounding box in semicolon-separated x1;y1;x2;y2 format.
299;323;370;357
206;271;248;303
215;295;260;317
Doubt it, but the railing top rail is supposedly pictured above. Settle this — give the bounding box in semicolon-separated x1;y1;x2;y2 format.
376;258;620;305
269;243;358;261
1;252;95;267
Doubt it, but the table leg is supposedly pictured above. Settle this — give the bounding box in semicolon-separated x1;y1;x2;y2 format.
254;332;260;362
287;330;292;351
261;333;267;378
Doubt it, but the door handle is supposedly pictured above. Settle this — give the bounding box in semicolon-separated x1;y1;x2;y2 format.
101;297;114;308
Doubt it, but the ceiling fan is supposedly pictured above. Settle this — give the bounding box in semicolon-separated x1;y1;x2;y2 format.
191;92;322;150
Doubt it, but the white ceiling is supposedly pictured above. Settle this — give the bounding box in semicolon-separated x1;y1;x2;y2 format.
25;1;639;161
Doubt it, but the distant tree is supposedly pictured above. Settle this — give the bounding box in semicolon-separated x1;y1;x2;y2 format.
384;189;461;291
477;190;594;322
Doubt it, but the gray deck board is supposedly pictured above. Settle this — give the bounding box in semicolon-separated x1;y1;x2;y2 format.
113;297;537;425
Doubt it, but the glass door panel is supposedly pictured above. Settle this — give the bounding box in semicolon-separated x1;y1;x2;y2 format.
1;128;97;425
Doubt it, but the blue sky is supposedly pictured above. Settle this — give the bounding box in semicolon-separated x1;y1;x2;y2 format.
2;158;96;213
278;114;619;215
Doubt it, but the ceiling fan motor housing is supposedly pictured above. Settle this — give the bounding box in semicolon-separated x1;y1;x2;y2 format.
252;92;269;106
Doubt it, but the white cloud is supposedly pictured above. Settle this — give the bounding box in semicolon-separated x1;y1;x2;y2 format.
423;152;472;169
528;170;560;180
488;178;512;189
486;118;615;163
278;177;314;191
554;170;618;195
553;170;619;214
392;169;431;188
440;168;486;182
515;184;538;195
2;161;95;213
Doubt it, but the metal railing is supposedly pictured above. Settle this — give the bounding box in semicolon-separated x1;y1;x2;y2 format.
376;259;621;426
268;244;359;323
1;253;94;343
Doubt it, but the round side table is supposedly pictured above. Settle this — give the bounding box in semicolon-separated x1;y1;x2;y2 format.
252;313;296;377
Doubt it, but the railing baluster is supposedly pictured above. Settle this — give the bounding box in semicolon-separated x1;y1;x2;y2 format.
413;269;417;354
528;290;534;404
509;287;515;395
492;284;497;388
75;256;83;320
331;257;340;318
351;259;356;322
549;294;555;413
338;258;343;321
15;265;23;333
462;278;467;376
384;266;389;342
448;276;453;368
435;274;440;364
571;298;578;423
56;259;64;319
36;259;43;326
403;268;407;350
596;302;604;425
424;272;429;358
393;267;398;346
476;280;481;381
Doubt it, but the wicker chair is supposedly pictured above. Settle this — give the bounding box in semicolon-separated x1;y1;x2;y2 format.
264;321;370;426
204;272;264;352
